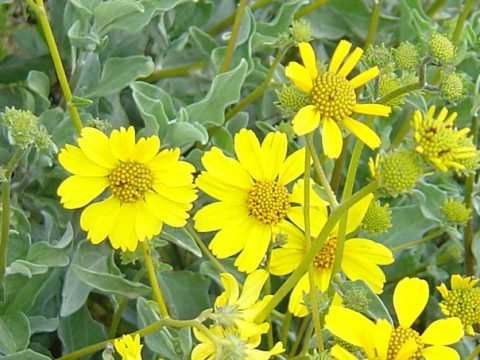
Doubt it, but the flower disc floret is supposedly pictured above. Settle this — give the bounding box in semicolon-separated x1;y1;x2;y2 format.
429;32;456;65
109;162;153;203
393;42;419;70
363;201;392;234
313;234;337;270
247;181;290;226
387;327;424;360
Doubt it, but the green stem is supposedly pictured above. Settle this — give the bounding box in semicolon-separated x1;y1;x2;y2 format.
364;0;383;49
0;148;24;286
220;0;249;73
280;310;292;347
224;42;292;121
256;180;379;323
141;241;169;318
108;267;146;339
391;227;448;252
304;141;324;353
464;114;478;276
140;61;205;82
185;222;229;275
288;316;309;358
330;137;350;193
293;0;331;19
25;0;82;134
391;110;413;148
451;0;474;45
305;133;338;207
465;343;480;360
426;0;447;16
300;319;314;355
57;317;214;360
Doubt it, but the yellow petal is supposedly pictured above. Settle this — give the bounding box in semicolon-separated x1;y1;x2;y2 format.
322;117;343;158
421;318;464;345
238;269;268;308
77;127;117;169
354;103;391;118
393;277;429;328
344;238;394;265
273;220;306;250
292;105;320;135
278;147;306;185
349;66;379;89
147;149;195;187
342;117;381;150
134;200;162;240
370;319;393;360
57;175;109;209
145;192;192;227
345;193;373;234
338;47;363;77
285;62;313;93
396;338;419;360
234;222;271;273
289;178;329;207
288;274;309;317
314;267;332;292
287;205;327;237
330;345;358;360
152;183;197;203
58;144;110;177
234;129;266;181
131;135;160;163
422;345;460;360
193;201;247;232
329;40;352;74
109;202;138;251
80;196;120;244
270;248;303;275
195;172;247;202
260;132;287;181
109;126;136;162
191;343;214;360
207;217;250;258
299;42;318;79
216;273;239;308
325;305;375;347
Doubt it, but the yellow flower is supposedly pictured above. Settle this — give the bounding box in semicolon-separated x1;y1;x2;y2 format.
193;129;305;273
285;41;391;158
412;106;477;171
326;277;464;360
270;188;393;316
212;270;272;337
437;274;480;336
57;127;197;251
191;325;284;360
114;334;142;360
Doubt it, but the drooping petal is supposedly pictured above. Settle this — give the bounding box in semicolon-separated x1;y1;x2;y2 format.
344;193;374;234
109;202;138;251
278;148;306;185
234;129;266;181
238;269;268;308
342;117;381;150
325;306;375;347
260;132;287;181
285;62;313;93
292;105;320;136
216;273;240;308
422;345;460;360
144;192;192;227
109;126;136;162
57;175;109;209
337;47;363;77
234;222;271;273
191;343;214;360
77;128;118;169
58;144;110;177
322;117;343;159
354;103;391;118
349;66;379;89
131;135;160;163
80;196;120;244
329;40;352;74
299;42;318;79
288;274;309;317
393;277;429;328
421;318;464;345
193;201;248;232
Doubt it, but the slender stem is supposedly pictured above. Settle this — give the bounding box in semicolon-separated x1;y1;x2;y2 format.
464;114;478;276
224;42;292;121
364;0;383;49
305;133;339;207
330;137;350;193
220;0;249;73
108;267;146;339
185;222;229;275
56;317;214;360
256;181;379;322
0;148;24;286
426;0;447;16
451;0;474;45
288;316;309;358
391;227;448;252
141;241;169;318
300;319;315;355
293;0;331;19
279;310;292;347
465;343;480;360
140;61;205;82
391;110;413;148
304;142;324;353
26;0;82;134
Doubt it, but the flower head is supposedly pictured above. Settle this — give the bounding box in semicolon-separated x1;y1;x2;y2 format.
285;41;391;158
270;189;393;316
326;277;464;360
194;129;306;273
428;32;456;65
57;127;197;251
363;200;392;234
393;42;419;70
437;274;480;336
192;325;284;360
114;334;142;360
442;198;472;224
412;106;477;171
1;107;51;149
440;73;465;102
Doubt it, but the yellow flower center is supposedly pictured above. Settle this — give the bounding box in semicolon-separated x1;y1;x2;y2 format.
387;327;423;360
441;288;480;329
312;233;337;270
311;72;356;121
246;181;290;226
108;162;153;203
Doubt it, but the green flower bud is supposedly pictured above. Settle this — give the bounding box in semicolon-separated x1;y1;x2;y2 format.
364;43;394;70
363;201;392;234
440;73;465;102
442;198;472;224
86;118;112;132
342;287;370;314
378;75;404;107
276;84;311;113
393;41;419;70
428;32;456;65
289;19;313;44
